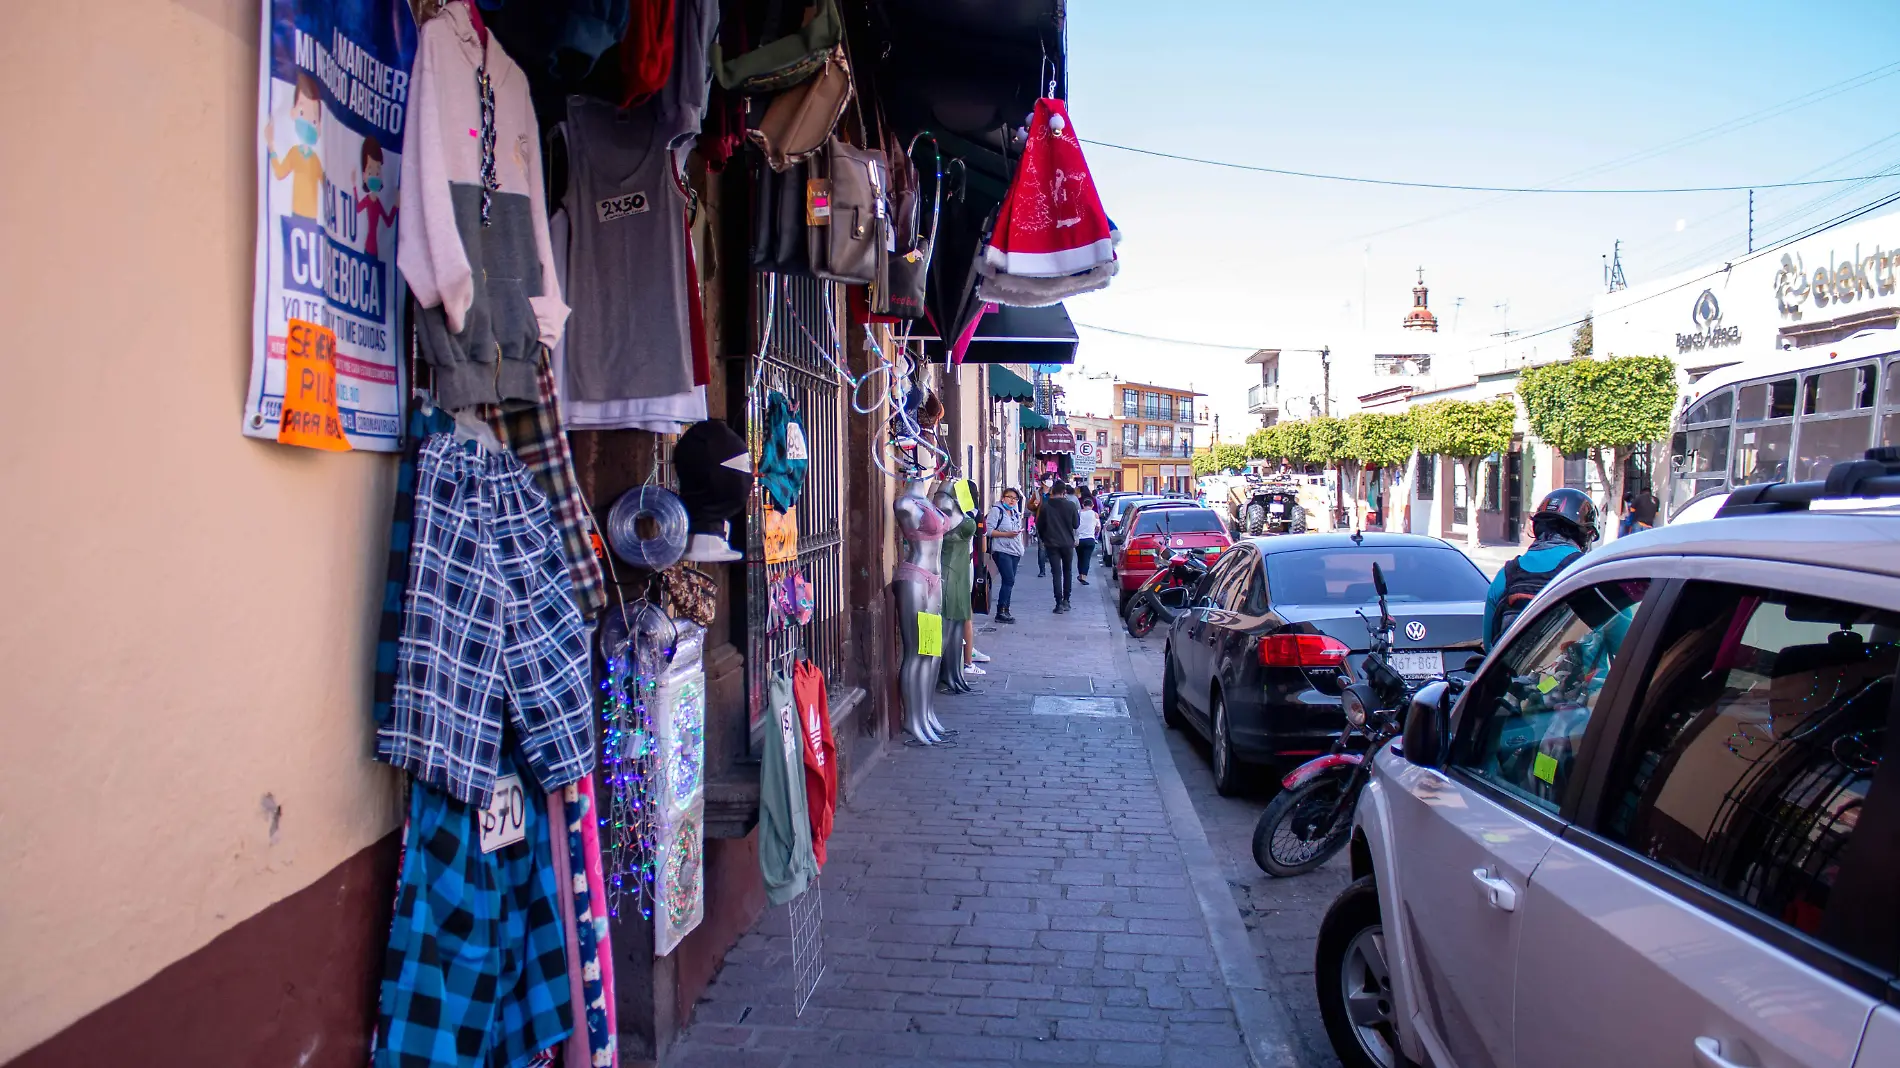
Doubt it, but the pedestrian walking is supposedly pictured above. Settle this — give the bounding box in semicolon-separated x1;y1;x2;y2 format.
1039;481;1082;612
1074;492;1100;585
985;487;1025;624
1026;489;1048;578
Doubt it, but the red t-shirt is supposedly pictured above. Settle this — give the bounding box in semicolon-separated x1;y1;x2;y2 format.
793;660;837;866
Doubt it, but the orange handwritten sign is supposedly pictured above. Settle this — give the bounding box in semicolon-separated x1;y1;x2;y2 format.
278;319;352;451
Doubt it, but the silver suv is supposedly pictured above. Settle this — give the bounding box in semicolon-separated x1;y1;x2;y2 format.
1317;486;1900;1068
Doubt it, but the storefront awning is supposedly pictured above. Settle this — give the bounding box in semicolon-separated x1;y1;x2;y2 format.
1034;426;1076;455
1019;407;1050;430
959;303;1080;365
989;365;1036;402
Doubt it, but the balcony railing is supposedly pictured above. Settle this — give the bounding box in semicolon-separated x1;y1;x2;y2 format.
1247;384;1280;413
1113;444;1196;460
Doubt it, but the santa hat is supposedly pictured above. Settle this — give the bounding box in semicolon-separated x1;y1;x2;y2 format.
982;99;1119;281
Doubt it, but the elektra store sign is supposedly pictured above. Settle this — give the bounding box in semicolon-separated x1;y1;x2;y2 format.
1773;241;1900;320
1677;289;1741;354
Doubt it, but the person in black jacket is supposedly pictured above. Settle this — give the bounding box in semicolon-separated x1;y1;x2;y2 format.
1039;481;1083;612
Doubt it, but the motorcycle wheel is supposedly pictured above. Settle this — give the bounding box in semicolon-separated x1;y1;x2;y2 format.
1125;595;1159;638
1244;502;1267;535
1253;775;1354;877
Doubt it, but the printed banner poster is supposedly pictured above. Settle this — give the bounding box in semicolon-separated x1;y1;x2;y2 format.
244;0;417;450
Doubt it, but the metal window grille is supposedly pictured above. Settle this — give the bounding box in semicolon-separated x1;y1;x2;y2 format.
745;274;848;745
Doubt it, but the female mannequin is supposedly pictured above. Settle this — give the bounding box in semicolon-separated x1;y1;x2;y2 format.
935;486;979;694
893;475;953;744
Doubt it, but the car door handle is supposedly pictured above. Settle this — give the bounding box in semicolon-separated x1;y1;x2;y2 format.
1471;868;1517;912
1692;1037;1757;1068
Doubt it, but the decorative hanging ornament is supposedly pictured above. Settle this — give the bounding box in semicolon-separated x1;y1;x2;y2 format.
976;97;1120;312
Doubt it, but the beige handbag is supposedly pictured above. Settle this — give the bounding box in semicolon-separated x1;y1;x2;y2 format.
807;137;887;285
747;46;852;172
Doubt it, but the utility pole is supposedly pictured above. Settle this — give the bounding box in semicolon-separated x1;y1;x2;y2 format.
1748;189;1755;254
1453;296;1464;334
1607;240;1627;292
1321;346;1332;417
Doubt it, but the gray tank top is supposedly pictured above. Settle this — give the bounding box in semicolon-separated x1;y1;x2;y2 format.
561;96;694;402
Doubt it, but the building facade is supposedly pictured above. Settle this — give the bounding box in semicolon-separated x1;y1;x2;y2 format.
1112;382;1203;493
1066;414;1118;494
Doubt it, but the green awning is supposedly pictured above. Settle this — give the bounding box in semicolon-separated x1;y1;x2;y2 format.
1019;407;1050;430
989;365;1036;401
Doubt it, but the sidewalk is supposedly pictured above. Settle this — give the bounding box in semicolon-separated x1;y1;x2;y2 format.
666;559;1274;1068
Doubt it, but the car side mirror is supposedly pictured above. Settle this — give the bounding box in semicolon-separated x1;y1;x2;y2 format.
1402;680;1451;769
1464;653;1485;674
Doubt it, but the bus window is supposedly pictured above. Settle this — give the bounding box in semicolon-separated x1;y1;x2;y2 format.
1683;389;1732;425
1732;423;1791;483
1795;364;1876;480
1671;426;1729;488
1885;360;1900;447
1738;377;1796;422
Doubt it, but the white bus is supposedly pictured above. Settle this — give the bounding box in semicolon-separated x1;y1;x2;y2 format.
1666;332;1900;523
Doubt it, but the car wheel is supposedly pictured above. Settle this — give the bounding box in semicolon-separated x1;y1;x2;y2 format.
1160;647;1187;730
1210;691;1243;796
1317;877;1416;1068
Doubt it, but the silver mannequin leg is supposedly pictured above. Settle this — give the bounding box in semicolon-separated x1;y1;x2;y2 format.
893;578;942;744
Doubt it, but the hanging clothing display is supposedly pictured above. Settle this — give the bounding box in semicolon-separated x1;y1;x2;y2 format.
793;660;837;868
374;405;456;729
556;780;616;1068
613;0;675;107
560;96;695;405
661;0;722;153
401;1;568;410
976;97;1120;309
378;434;596;807
482;351;608;619
939;510;978;623
758;391;808;511
373;759;573;1068
759;669;818;905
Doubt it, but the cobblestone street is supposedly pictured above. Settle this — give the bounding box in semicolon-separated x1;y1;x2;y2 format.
668;555;1307;1067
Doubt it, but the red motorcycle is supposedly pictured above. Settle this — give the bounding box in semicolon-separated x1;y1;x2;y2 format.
1123;549;1210;638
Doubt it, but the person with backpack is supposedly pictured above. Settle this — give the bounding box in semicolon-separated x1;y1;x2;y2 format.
1483;487;1599;649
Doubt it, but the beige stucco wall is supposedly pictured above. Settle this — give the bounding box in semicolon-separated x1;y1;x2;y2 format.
0;0;403;1058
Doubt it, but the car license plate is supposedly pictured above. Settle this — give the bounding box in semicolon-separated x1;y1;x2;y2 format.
1389;651;1442;678
1270;503;1285;514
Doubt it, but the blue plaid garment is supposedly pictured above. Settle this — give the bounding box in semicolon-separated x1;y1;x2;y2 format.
379;434;596;807
374;760;573;1068
375;406;457;728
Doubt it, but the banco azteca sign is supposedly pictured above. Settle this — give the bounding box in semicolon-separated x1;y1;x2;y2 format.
1677;289;1741;354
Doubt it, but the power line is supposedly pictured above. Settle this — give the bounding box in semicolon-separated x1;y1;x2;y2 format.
1069;322;1263;350
1080;139;1898;194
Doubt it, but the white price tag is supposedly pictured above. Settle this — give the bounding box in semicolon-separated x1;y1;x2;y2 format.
784;422;809;461
479;773;529;854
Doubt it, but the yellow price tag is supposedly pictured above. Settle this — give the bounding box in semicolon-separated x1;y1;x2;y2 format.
1533;753;1559;784
954;480;975;514
1536;675;1558;694
916;612;943;657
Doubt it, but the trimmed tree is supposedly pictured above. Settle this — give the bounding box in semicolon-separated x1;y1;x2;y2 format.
1343;412;1417;531
1412;398;1517;549
1212;442;1249;474
1517;355;1677;543
1300;417;1347;528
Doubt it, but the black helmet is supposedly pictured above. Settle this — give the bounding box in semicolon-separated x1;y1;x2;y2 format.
1531;487;1599;543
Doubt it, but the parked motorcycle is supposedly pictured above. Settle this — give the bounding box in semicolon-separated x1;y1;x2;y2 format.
1123;549;1210;638
1250;564;1450;876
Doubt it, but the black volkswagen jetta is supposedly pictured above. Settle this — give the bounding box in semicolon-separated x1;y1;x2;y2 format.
1159;532;1489;795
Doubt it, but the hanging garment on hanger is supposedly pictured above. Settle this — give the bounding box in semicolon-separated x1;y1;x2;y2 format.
372;759;573;1067
373;404;457;730
379;434;596;806
549;205;706;431
560;97;696;404
401;1;568;410
759;669;817;905
758;390;808;511
973;98;1120;312
660;0;722;152
555;779;617;1068
793;660;837;868
481;350;608;619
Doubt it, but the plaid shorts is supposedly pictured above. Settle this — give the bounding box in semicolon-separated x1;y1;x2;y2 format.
378;434;595;807
374;763;573;1068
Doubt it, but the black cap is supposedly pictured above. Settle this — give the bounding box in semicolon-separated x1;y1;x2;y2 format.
673;420;753;535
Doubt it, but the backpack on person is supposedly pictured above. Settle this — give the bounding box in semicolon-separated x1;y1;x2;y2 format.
1494;549;1582;637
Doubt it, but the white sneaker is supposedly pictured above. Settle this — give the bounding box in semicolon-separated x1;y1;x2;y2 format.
971;648;992;663
966;664;987;675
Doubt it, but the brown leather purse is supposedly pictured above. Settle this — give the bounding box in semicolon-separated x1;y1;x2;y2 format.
747;46;852;172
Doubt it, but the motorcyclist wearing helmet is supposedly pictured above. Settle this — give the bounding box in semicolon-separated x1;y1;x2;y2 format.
1482;487;1600;649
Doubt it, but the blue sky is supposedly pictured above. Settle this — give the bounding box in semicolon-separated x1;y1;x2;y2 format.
1058;0;1900;431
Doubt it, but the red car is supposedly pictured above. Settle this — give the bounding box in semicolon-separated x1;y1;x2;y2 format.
1117;504;1233;614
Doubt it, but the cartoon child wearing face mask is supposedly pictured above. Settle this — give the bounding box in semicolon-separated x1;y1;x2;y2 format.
353;136;398;257
266;72;325;219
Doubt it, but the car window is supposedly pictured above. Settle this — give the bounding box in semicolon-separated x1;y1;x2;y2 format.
1196;550;1246;605
1212;550;1256;611
1132;508;1222;535
1265;546;1489;605
1597;581;1900;973
1453;580;1650;814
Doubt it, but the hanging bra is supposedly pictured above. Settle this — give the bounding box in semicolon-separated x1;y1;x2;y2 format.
909;500;952;537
